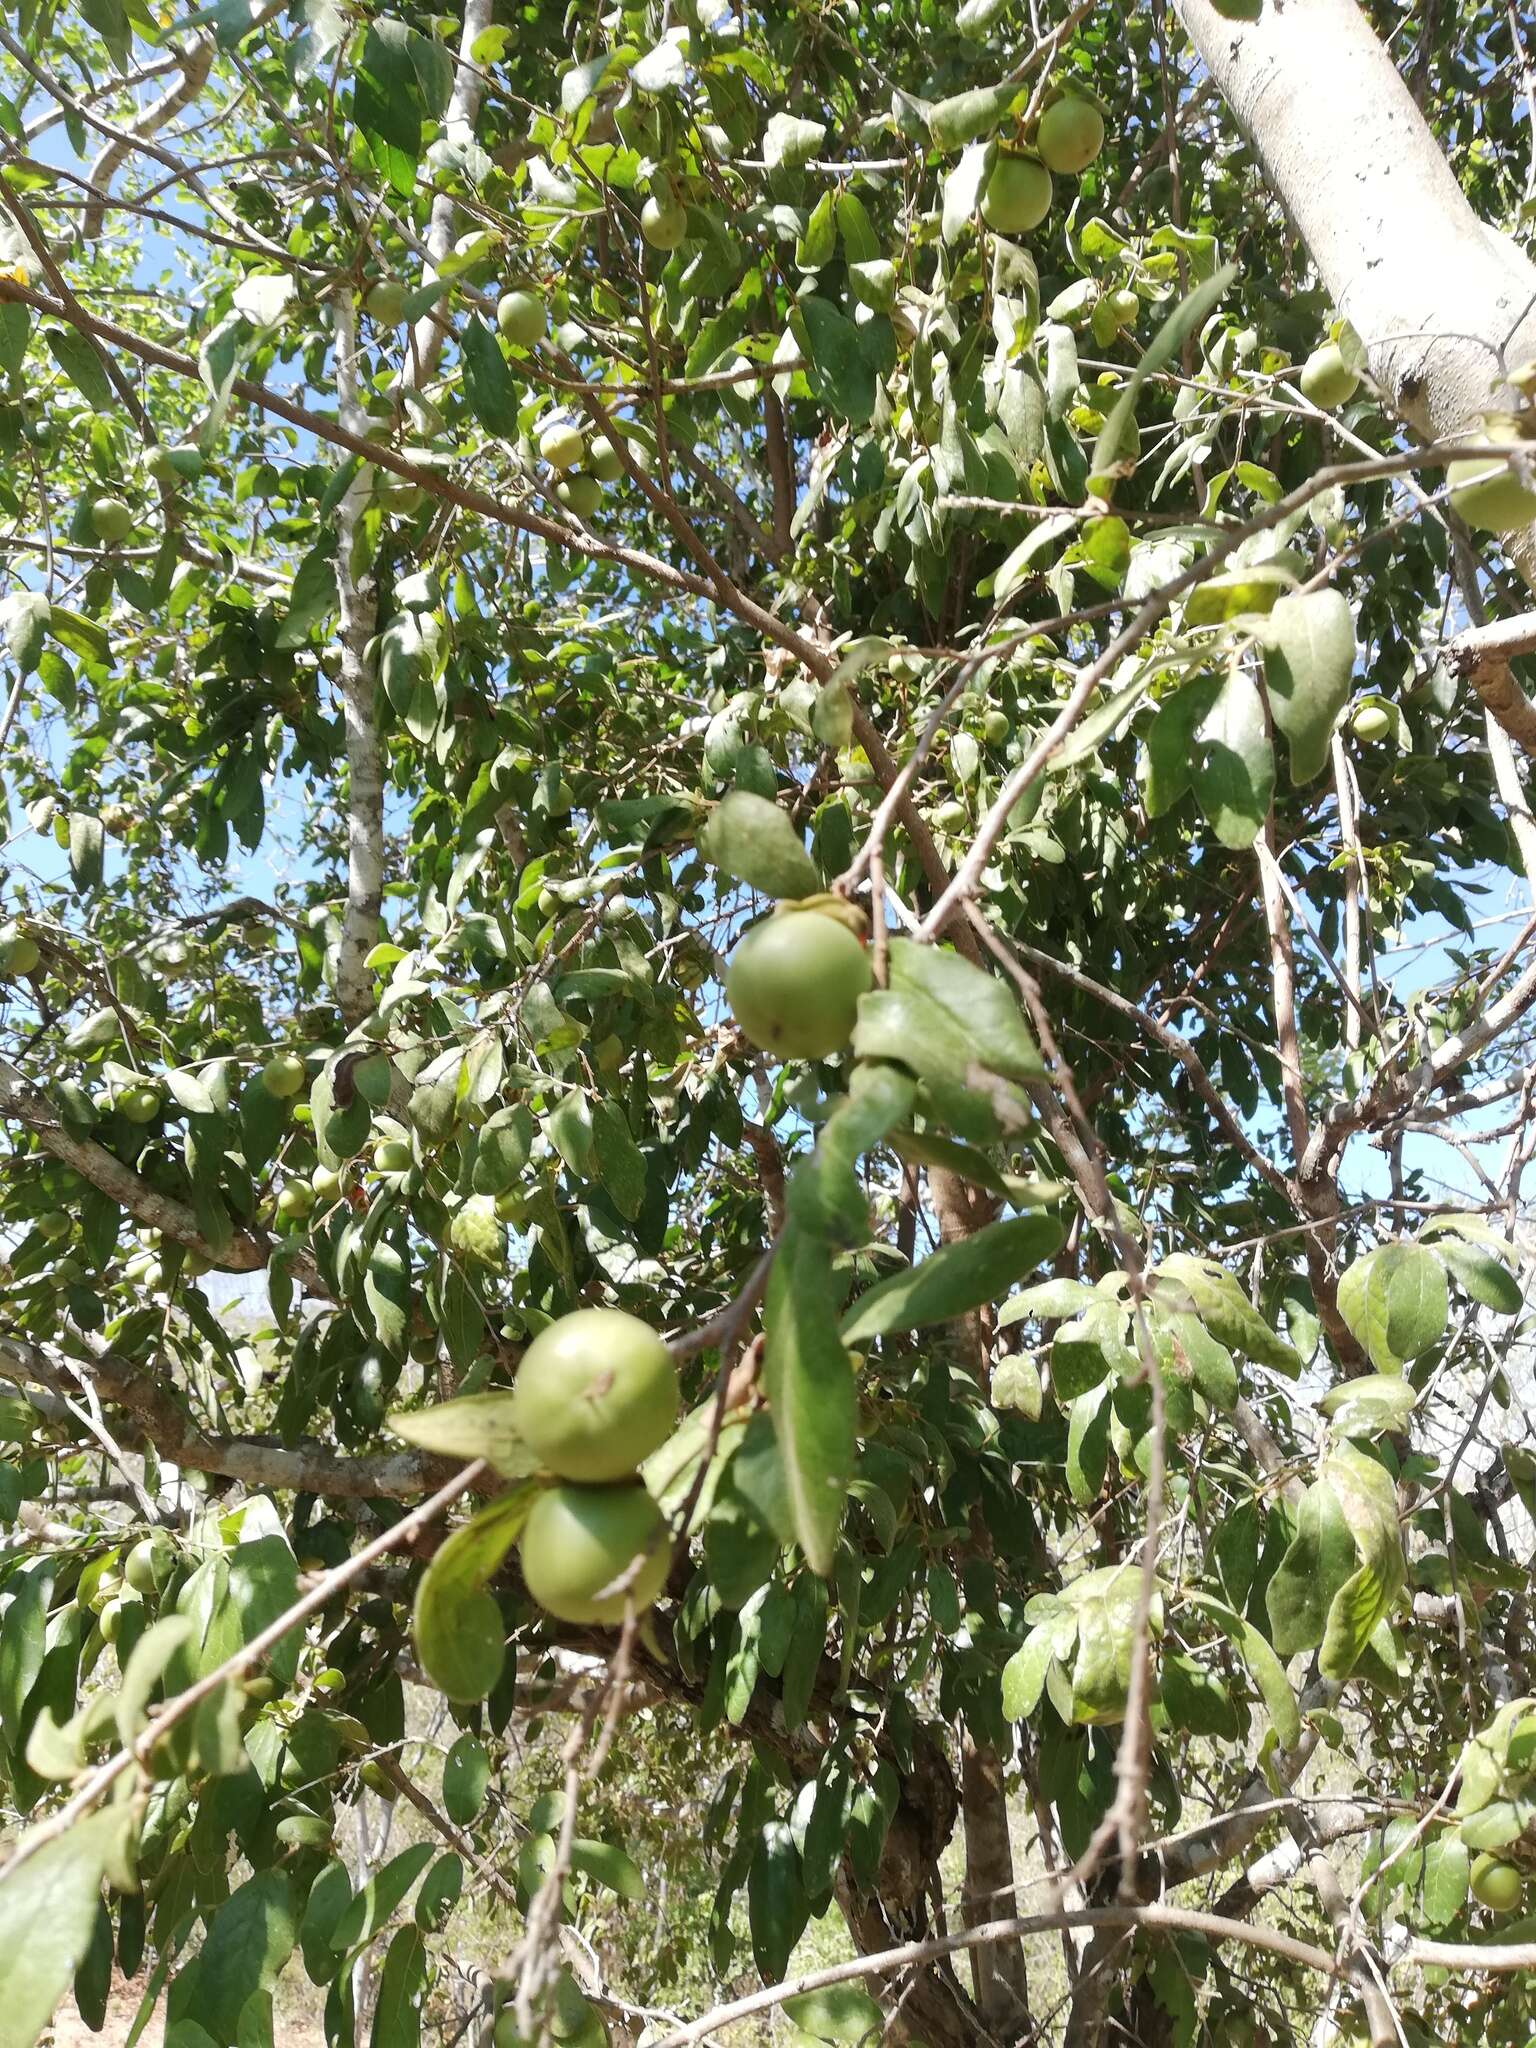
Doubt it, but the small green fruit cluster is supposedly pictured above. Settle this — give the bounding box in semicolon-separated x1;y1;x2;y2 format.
727;906;872;1062
511;1308;678;1625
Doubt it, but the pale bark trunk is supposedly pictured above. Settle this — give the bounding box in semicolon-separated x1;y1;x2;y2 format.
1175;0;1536;597
410;0;494;385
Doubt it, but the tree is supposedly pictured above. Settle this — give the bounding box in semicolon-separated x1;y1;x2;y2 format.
0;0;1535;2043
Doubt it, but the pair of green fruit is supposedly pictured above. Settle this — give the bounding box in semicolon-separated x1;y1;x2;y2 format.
980;94;1105;236
510;1308;679;1625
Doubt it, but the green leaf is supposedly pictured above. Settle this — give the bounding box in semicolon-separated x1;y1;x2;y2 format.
192;1872;298;2046
1090;266;1235;493
1419;1832;1470;1929
164;1067;217;1117
1186;1591;1300;1749
762;1223;856;1576
1066;1383;1112;1504
1337;1244;1449;1371
1001;1625;1057;1722
1183;561;1297;625
1151;1255;1300;1372
370;1925;427;2048
1143;675;1221;818
591;1102;647;1221
414;1853;463;1935
942;140;994;245
298;1862;352;1985
1263;588;1355;783
928;82;1019;149
413;1486;536;1700
1434;1238;1522;1313
0;1808;125;2048
1192;667;1274;849
354;17;452;196
67;812;104;894
1319;1373;1419;1439
387;1392;536;1474
1264;1478;1358;1658
787;1063;916;1245
795;297;877;425
885;939;1046;1081
569;1838;645;1901
332;1844;436;1951
460;314;519;438
782;1986;884;2044
442;1734;489;1825
45;326;115;410
992;1353;1043;1418
764;112;827;168
842;1214;1063;1342
747;1821;809;1981
276;543;338;650
364;1236;411;1359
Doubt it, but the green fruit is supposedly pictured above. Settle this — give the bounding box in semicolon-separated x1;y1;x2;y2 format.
262;1051;307;1099
98;1596;123;1644
0;928;40;976
982;710;1011;745
511;1308;678;1482
276;1181;316;1223
557;473;603;520
496;289;546;347
1351;703;1392;742
935;798;969;831
640;193;688;250
1298;341;1360;409
117;1084;163;1125
1448;445;1536;533
359;1760;397;1800
35;1211;70;1243
980;152;1052;234
539;422;586;473
124;1536;167;1594
365;279;409;324
1036;94;1105;174
311;1164;344;1200
727;909;872;1061
90;496;133;543
588;436;624;483
518;1480;670;1625
373;1137;412;1174
54;1254;86;1287
1471;1853;1524;1912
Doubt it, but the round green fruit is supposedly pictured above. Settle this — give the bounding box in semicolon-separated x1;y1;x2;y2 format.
496;289;547;347
0;928;40;976
35;1211;70;1243
373;1137;412;1174
518;1480;670;1625
124;1536;168;1594
934;798;969;831
980;152;1052;234
117;1084;163;1125
311;1164;344;1200
98;1596;123;1644
276;1181;316;1224
982;710;1011;745
640;193;688;250
1036;94;1105;175
1298;342;1360;409
365;280;409;324
1471;1853;1524;1913
726;910;872;1061
90;497;134;544
588;436;624;484
539;422;586;473
557;473;603;521
1448;445;1536;533
262;1051;307;1099
1351;704;1392;742
510;1307;678;1483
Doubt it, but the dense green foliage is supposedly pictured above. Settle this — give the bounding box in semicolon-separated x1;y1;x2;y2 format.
1;1;1536;2044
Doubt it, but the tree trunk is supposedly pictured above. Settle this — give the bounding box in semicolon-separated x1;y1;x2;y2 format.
1174;0;1536;597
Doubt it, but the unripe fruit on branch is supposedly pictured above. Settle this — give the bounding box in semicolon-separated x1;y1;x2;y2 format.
539;422;586;473
496;289;547;347
90;497;133;543
1036;94;1104;174
980;152;1052;234
365;280;409;324
373;1138;412;1174
640;193;688;250
727;909;872;1061
1470;1853;1524;1913
588;436;624;483
557;473;603;520
1298;342;1359;409
276;1180;316;1223
1448;443;1536;533
510;1307;678;1482
1351;703;1391;742
518;1480;670;1625
117;1084;163;1125
0;929;40;976
262;1052;307;1098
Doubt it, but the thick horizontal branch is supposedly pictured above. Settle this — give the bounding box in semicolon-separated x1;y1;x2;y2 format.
0;1335;455;1501
1446;610;1536;752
